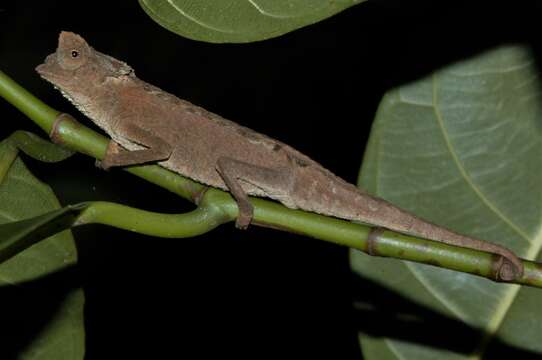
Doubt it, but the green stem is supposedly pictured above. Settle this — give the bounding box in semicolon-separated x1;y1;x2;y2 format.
75;201;227;237
0;70;59;134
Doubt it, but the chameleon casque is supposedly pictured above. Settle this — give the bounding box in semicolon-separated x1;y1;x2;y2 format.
36;32;523;280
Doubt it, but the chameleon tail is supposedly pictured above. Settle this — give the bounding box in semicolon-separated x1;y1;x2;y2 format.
289;168;523;281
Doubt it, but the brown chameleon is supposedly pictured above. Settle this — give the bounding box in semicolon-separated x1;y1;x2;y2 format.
36;32;523;280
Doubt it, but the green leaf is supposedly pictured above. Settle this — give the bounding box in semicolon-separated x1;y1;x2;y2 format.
0;148;84;358
0;204;86;264
7;131;74;163
0;131;74;184
353;45;542;358
139;0;367;43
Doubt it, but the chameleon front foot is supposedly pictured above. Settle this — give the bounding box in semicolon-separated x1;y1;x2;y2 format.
95;141;122;170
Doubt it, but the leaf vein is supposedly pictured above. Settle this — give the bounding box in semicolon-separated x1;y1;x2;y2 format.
406;263;468;320
165;0;235;33
247;0;295;19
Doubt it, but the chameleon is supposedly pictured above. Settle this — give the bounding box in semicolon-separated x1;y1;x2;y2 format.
36;32;523;280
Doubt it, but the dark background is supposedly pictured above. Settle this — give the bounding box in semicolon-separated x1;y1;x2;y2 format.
0;1;540;359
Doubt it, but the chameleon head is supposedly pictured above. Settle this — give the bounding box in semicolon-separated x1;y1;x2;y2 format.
35;31;134;108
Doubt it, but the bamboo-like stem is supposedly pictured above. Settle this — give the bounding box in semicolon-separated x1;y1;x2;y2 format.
0;69;538;286
0;71;59;134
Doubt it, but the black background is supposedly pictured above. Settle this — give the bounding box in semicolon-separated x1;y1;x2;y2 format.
0;1;540;359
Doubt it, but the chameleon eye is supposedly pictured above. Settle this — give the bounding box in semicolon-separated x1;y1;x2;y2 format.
58;46;87;70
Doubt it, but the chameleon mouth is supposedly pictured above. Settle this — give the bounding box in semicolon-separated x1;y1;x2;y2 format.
35;53;64;82
35;64;48;77
35;63;59;83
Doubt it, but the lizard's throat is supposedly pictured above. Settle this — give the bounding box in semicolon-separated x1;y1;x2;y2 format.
55;86;93;119
53;85;116;136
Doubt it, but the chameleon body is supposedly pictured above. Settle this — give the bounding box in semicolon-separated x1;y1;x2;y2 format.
36;32;523;280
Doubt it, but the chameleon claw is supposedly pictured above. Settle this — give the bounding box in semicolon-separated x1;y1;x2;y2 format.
95;159;111;171
234;201;254;230
494;256;522;282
